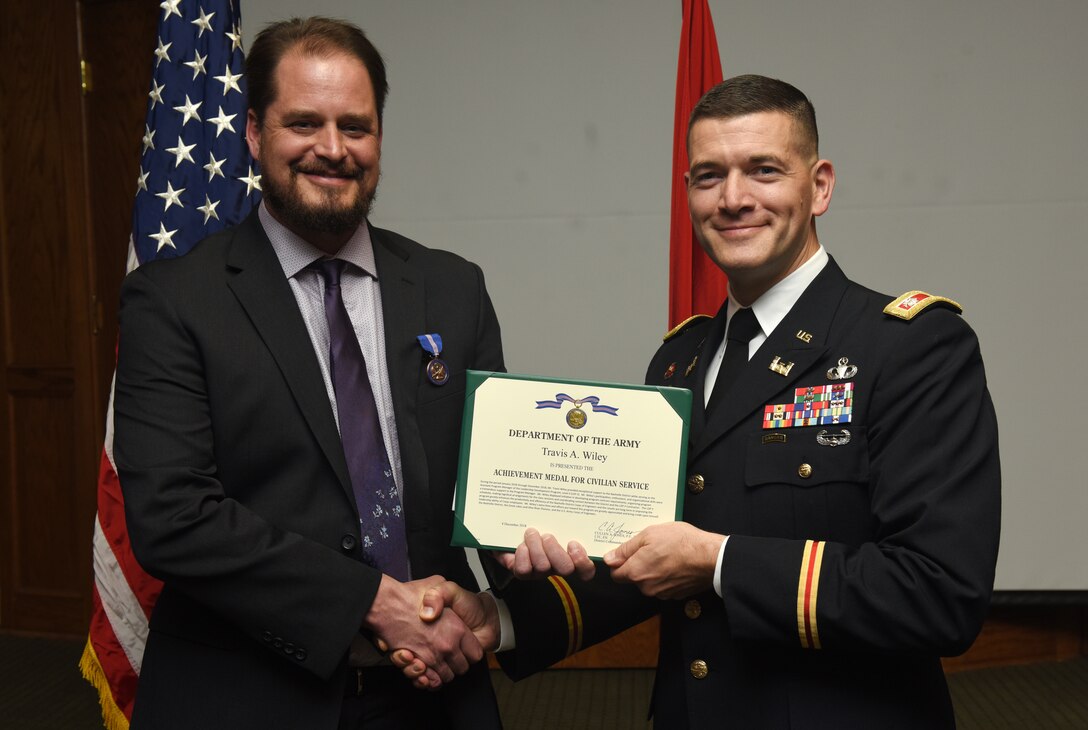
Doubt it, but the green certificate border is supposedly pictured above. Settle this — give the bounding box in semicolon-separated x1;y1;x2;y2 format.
452;370;692;555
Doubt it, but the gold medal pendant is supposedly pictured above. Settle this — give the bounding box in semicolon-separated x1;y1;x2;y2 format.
566;407;587;429
426;358;449;385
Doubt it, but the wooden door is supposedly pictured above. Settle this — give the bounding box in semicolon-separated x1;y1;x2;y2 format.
0;0;154;636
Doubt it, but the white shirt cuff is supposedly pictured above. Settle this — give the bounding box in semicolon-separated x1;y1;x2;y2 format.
483;590;516;651
713;535;729;598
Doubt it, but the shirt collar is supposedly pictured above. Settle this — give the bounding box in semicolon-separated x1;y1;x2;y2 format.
728;245;829;335
259;203;378;280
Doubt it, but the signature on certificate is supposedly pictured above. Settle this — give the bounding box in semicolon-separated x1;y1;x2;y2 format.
594;520;635;544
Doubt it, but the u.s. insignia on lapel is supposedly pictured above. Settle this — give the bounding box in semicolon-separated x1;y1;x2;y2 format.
664;362;677;379
762;382;854;429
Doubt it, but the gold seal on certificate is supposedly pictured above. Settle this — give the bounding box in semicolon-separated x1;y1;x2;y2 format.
451;371;692;560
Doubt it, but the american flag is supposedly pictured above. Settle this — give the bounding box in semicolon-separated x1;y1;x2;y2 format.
79;1;259;727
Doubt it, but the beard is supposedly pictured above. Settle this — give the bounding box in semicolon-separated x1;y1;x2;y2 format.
260;158;377;237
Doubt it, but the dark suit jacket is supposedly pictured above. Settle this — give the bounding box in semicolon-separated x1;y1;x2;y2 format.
114;211;505;729
498;257;1000;729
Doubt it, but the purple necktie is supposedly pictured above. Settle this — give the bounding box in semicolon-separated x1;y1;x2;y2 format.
311;259;410;581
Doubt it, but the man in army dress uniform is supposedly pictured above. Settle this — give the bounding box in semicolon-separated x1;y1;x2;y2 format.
400;75;1000;729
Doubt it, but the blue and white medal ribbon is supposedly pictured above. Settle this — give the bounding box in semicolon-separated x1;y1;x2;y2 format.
417;333;449;385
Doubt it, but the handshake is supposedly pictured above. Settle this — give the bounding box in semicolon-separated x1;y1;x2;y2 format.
365;522;723;690
363;528;596;690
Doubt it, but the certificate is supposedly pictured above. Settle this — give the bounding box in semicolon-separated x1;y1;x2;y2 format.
452;371;692;559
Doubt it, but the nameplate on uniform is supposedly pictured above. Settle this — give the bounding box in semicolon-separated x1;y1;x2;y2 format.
762;382;854;429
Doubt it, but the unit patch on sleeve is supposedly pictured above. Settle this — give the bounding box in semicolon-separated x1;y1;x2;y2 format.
763;383;853;429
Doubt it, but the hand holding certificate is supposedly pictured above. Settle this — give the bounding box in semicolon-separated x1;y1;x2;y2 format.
452;372;692;559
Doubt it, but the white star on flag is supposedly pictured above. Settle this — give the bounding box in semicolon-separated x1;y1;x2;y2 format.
149;80;165;108
240;165;262;195
203;152;226;181
197;194;221;224
192;7;216;36
160;0;182;21
227;24;243;52
156;181;186;210
142;125;156;153
213;66;243;96
173;95;203;126
154;38;172;67
166;136;197;166
208;106;237;137
184;50;208;80
150;222;179;251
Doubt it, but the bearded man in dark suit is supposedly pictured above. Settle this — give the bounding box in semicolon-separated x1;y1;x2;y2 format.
115;17;504;730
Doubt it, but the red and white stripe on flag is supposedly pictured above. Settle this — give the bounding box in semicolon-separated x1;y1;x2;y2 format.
668;0;726;328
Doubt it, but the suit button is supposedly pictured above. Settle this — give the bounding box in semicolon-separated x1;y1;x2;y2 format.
690;659;709;679
284;642;295;654
261;631;273;643
798;463;813;479
341;534;357;551
295;648;307;662
684;599;702;619
686;474;705;494
272;637;283;649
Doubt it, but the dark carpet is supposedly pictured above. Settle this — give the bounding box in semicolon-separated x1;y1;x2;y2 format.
2;634;1085;729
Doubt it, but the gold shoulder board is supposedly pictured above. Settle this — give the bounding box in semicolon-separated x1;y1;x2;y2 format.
663;314;712;342
883;291;963;321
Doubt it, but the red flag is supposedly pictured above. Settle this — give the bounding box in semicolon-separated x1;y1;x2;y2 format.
79;2;259;727
668;0;726;328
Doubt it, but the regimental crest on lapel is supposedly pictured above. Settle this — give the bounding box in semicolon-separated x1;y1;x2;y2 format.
769;356;795;377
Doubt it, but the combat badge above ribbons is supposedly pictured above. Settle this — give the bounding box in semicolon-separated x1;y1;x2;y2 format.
762;382;854;429
826;357;858;380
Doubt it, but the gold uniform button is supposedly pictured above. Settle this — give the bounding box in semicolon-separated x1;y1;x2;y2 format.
798;463;813;479
686;474;705;494
690;659;709;679
684;599;702;619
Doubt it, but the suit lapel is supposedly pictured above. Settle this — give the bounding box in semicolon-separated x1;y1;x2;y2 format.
692;258;850;459
224;214;352;492
371;227;431;528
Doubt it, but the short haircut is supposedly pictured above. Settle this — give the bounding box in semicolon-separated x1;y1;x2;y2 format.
688;74;819;158
246;16;389;128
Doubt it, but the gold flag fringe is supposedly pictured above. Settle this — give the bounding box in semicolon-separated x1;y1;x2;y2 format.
79;637;130;730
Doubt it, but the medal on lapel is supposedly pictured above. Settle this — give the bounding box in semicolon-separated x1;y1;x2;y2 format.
417;333;449;385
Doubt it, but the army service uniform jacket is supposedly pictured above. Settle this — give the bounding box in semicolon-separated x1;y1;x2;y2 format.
497;257;1000;729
